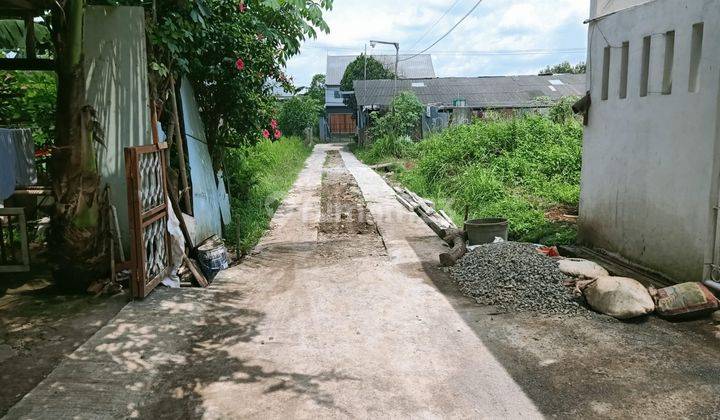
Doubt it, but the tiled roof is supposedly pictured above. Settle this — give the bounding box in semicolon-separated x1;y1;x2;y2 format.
353;74;586;108
326;54;435;86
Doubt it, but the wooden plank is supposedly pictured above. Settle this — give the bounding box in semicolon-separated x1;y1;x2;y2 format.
24;14;35;59
170;75;192;213
184;255;208;288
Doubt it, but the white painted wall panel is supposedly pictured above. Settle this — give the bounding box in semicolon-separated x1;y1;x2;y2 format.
84;6;151;253
580;0;720;281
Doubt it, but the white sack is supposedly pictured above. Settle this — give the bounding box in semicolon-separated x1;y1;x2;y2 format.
581;276;655;319
559;258;609;279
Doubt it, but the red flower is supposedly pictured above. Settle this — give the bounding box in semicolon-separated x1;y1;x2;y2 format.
235;58;245;71
270;119;278;129
274;129;282;139
262;129;270;139
238;2;247;12
34;146;51;158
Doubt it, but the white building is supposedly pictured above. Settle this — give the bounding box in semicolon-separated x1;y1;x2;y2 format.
580;0;720;281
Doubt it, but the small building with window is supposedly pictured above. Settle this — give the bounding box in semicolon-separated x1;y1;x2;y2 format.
579;0;720;281
322;54;435;140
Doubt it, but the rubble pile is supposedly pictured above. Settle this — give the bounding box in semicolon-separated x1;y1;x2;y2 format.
451;242;587;315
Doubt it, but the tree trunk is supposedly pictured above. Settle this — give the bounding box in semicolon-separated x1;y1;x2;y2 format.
48;0;107;291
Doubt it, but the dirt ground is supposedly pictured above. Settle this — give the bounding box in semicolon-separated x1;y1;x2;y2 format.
0;266;127;417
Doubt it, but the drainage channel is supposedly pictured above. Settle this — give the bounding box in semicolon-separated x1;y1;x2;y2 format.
316;150;387;259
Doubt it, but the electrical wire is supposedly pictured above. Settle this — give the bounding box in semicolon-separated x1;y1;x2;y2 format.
406;0;464;51
399;0;484;62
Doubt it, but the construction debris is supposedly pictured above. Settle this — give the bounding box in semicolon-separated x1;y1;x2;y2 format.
578;276;655;320
650;283;719;319
439;228;467;267
559;258;609;279
451;242;587;315
392;186;456;238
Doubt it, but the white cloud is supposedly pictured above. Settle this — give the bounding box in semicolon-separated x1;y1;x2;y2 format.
285;0;590;87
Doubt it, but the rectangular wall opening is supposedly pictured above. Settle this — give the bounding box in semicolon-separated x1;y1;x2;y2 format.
601;46;611;100
640;36;651;97
689;23;704;92
620;41;629;99
662;30;675;95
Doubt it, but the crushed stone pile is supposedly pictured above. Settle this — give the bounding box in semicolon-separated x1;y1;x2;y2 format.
451;242;589;315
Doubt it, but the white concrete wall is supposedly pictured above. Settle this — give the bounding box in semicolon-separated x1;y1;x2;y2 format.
84;6;152;253
580;0;720;281
590;0;656;19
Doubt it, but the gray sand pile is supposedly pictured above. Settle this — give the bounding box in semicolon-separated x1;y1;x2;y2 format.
451;242;588;315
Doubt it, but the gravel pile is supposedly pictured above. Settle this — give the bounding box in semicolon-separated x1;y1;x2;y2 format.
451;242;587;315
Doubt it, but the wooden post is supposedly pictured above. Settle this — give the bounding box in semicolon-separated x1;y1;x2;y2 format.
24;14;36;59
169;75;192;214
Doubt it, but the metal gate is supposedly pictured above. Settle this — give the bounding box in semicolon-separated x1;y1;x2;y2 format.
124;143;171;298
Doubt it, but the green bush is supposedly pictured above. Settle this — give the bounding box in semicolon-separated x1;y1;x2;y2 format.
224;136;312;253
279;96;322;137
354;135;415;165
386;114;584;245
368;90;424;141
0;70;57;146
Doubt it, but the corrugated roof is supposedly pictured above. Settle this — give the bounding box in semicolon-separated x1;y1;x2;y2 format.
353;74;586;108
326;54;435;86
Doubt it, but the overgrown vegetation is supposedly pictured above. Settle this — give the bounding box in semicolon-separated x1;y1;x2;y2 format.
224;137;312;253
0;70;56;147
368;90;424;141
353;102;583;245
278;95;322;137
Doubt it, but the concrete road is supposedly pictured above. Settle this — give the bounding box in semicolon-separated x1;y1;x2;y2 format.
4;144;542;419
7;144;720;419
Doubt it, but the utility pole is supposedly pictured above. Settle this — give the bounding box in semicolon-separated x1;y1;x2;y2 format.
370;40;399;99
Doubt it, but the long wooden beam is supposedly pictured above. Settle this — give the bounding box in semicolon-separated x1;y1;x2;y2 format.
0;58;54;71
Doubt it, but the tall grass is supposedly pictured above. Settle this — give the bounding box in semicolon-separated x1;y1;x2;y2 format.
354;113;583;245
224;137;312;253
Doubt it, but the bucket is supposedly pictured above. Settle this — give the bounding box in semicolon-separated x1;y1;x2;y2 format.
197;236;229;282
464;218;508;246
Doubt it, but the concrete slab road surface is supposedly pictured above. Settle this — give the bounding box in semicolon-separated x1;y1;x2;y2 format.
5;144;720;419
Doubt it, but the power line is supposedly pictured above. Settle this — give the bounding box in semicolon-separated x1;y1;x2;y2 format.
399;0;484;62
407;0;464;51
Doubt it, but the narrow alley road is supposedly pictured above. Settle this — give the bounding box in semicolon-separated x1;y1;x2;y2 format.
6;144;720;419
4;144;542;419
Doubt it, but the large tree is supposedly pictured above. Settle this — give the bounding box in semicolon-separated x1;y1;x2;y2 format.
340;54;394;111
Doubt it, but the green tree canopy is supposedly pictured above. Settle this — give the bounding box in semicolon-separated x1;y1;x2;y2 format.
369;90;424;141
279;95;322;137
539;61;586;75
306;73;326;106
340;54;394;111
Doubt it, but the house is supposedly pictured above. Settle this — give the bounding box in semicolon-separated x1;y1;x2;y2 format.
353;74;586;137
322;54;435;140
579;0;719;282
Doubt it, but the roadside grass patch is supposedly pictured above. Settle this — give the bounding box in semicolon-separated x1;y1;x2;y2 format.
224;137;312;253
354;112;582;245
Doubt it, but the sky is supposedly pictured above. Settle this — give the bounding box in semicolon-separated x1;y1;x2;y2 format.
285;0;591;87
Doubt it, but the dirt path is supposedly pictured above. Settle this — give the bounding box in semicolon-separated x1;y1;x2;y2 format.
4;144;720;419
